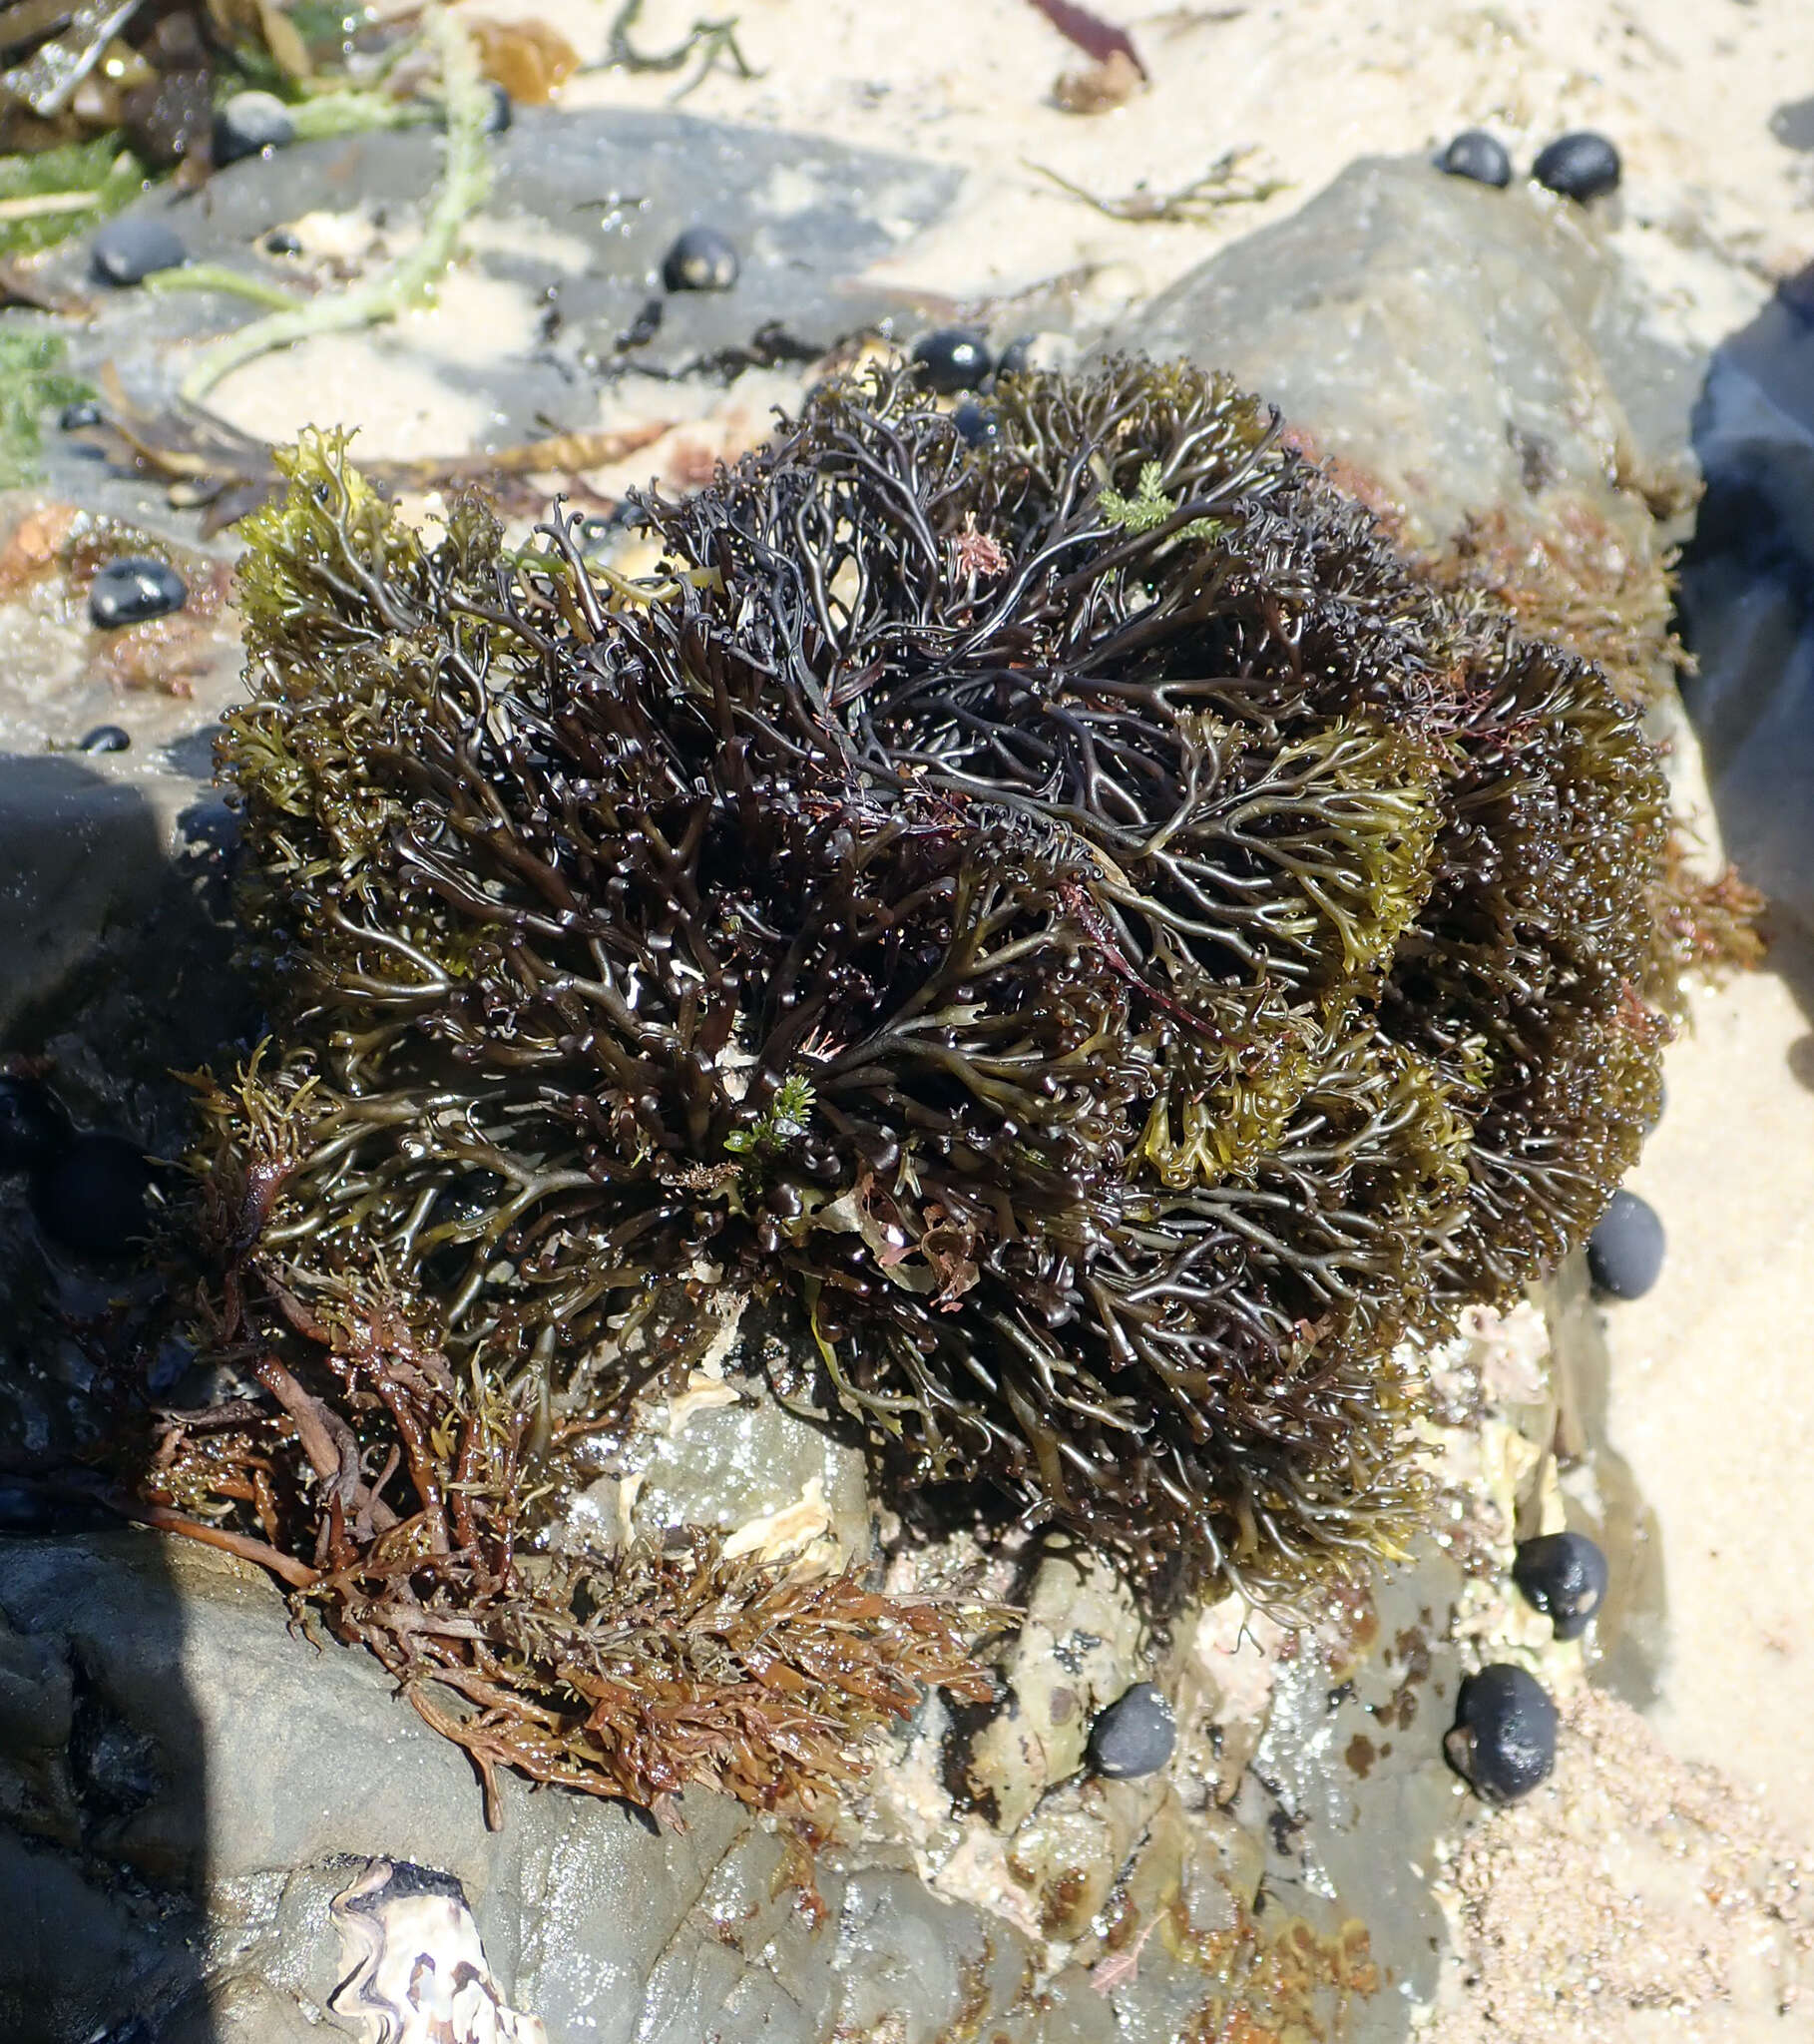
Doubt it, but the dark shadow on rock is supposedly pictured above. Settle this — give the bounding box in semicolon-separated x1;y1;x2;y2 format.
0;756;223;2043
1677;261;1814;978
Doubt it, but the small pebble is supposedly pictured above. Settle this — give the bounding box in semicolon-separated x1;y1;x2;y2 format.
88;558;189;630
79;724;131;754
91;217;189;287
1439;130;1512;188
1087;1681;1176;1779
953;399;999;447
214;90;296;167
662;226;739;293
481;81;513;135
1444;1664;1557;1803
0;1076;71;1173
912;328;993;396
1532;131;1621;203
1513;1530;1608;1641
1586;1188;1664;1299
30;1133;155;1259
59;399;102;431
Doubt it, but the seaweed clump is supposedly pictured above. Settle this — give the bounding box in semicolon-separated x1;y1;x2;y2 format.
139;358;1671;1808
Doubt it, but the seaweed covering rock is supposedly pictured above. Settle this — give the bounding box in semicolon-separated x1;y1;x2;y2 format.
145;359;1668;1806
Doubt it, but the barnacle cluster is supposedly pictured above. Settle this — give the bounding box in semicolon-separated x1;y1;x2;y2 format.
147;358;1671;1810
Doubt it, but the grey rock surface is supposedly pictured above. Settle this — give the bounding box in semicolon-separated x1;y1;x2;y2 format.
0;1532;1137;2043
1112;154;1700;551
1;1519;1432;2043
40;108;961;441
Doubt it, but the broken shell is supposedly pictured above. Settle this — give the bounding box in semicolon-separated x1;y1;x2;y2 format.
329;1859;548;2044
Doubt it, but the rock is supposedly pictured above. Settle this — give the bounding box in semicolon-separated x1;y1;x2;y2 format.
1088;1682;1176;1779
1439;130;1511;188
90;217;189;287
1770;97;1814;151
88;558;188;629
607;1383;871;1569
1111;155;1698;553
1239;1540;1470;2011
0;1532;1133;2044
0;1078;70;1171
29;1132;156;1260
213;91;296;167
1532;131;1621;203
1586;1189;1665;1299
910;327;993;394
0;757;214;1041
52;110;961;416
968;1549;1143;1830
1444;1664;1558;1803
661;226;738;292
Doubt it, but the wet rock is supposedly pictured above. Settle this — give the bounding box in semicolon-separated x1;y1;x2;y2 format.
602;1378;872;1568
52;110;960;413
662;225;738;292
1587;1189;1665;1299
90;217;189;287
1088;1682;1176;1779
1440;130;1511;188
78;725;131;754
911;327;993;394
1112;155;1699;552
29;1132;155;1260
0;1534;1103;2044
1542;1250;1668;1704
88;558;188;629
1237;1539;1470;2012
1532;131;1621;203
0;1077;70;1171
1004;1775;1159;1940
0;754;231;1049
213;90;296;167
1444;1664;1558;1803
1513;1530;1609;1640
968;1549;1143;1831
